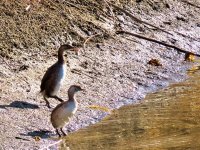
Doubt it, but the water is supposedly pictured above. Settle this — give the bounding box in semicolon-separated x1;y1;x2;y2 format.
62;69;200;150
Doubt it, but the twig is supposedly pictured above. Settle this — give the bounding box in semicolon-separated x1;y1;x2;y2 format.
107;2;173;36
2;57;11;69
108;1;200;42
116;30;200;57
71;69;96;79
119;36;140;44
174;31;200;42
103;0;116;21
39;139;63;150
15;137;30;141
82;54;95;61
83;33;102;51
182;0;200;9
65;1;81;10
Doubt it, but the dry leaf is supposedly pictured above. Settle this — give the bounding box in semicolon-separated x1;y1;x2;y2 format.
87;105;111;113
34;136;41;142
25;5;31;11
148;59;162;66
185;52;195;62
187;66;200;74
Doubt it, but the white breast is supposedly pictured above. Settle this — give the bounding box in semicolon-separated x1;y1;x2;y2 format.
51;64;66;96
59;64;66;84
66;101;78;114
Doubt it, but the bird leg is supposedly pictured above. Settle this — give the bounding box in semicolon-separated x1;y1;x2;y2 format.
56;129;61;137
60;128;67;136
49;95;64;102
43;96;51;108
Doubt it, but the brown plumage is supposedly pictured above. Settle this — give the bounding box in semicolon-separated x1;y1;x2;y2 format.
40;44;75;108
51;85;84;137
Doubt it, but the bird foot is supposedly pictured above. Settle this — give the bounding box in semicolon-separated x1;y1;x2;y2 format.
46;103;51;108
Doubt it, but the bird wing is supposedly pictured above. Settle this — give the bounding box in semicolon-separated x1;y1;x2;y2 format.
40;62;58;92
51;102;73;118
51;102;71;128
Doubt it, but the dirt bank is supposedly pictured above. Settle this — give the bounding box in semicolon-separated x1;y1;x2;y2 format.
0;0;200;149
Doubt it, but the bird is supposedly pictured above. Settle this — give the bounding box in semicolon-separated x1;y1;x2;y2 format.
40;44;76;108
50;85;84;137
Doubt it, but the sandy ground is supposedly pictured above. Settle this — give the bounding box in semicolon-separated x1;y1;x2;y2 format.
0;0;200;149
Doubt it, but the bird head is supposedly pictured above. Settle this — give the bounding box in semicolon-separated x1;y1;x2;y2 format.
59;44;80;55
68;85;84;95
59;44;74;51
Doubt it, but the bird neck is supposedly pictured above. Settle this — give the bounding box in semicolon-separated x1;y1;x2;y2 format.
68;92;75;102
58;48;65;64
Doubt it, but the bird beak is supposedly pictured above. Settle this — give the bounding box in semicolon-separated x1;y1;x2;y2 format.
70;47;80;55
80;88;85;92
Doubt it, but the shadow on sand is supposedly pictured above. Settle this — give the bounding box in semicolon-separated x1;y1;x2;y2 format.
20;130;53;139
0;101;39;109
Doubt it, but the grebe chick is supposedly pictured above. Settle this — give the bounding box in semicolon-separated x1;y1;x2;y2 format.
51;85;84;137
40;44;76;108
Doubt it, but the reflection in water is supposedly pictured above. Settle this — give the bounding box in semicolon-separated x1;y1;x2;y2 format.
62;70;200;150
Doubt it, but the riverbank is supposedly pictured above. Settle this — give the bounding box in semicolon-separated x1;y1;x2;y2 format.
0;0;200;149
